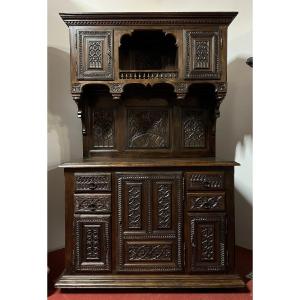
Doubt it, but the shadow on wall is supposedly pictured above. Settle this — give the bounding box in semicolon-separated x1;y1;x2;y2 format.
48;47;82;251
217;57;253;249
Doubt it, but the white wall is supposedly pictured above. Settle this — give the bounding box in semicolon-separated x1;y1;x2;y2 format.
48;0;252;250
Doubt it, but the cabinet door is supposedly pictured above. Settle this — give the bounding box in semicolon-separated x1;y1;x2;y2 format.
184;30;221;80
116;172;183;272
188;213;226;272
74;215;111;272
77;30;113;80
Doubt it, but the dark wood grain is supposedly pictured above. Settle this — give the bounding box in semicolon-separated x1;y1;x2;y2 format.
56;11;243;290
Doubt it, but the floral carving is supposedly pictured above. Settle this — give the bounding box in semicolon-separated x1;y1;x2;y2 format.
128;244;172;261
157;184;172;229
200;225;215;261
128;185;142;229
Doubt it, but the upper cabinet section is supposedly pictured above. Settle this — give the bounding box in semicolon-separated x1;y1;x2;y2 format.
60;12;237;88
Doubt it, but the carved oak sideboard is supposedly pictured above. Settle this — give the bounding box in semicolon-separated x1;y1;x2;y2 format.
55;12;245;289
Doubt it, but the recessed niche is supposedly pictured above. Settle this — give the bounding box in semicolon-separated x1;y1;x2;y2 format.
119;30;178;79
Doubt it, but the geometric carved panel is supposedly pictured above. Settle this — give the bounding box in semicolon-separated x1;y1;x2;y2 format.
77;30;113;80
127;184;142;229
93;110;114;148
157;183;172;229
74;215;111;272
182;110;206;148
184;30;220;79
127;109;169;149
189;213;226;272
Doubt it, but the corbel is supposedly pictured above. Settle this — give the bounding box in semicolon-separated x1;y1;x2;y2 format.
214;82;227;119
108;83;125;100
71;84;86;135
174;82;189;100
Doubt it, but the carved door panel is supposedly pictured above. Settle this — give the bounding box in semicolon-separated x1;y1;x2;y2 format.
116;172;183;272
74;215;111;272
184;30;221;80
188;213;226;272
77;30;113;80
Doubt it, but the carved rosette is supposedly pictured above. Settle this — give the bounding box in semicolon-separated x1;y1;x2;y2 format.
108;83;125;100
214;82;227;119
174;82;189;100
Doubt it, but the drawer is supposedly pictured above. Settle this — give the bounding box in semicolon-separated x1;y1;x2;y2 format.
187;192;225;211
74;194;111;213
185;172;224;190
75;173;111;192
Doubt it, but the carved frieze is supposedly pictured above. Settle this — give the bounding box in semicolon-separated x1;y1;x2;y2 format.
93;110;114;148
127;110;169;149
128;244;172;261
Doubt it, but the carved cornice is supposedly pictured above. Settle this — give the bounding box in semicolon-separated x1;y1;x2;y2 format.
214;82;227;119
60;12;238;27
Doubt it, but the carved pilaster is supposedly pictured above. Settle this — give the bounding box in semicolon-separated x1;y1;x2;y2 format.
108;83;125;100
174;82;189;100
214;82;227;119
72;92;86;135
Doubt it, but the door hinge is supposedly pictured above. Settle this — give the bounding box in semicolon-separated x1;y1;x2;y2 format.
220;36;223;49
75;32;77;49
183;242;186;266
225;217;228;235
226;250;229;267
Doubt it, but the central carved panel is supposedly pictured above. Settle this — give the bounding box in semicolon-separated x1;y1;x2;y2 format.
194;40;210;69
157;184;172;229
88;40;103;69
128;184;142;229
127;109;169;149
200;224;215;261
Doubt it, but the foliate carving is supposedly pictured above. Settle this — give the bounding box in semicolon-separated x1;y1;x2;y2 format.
174;82;189;100
184;31;220;79
195;40;210;69
93;110;114;148
128;185;142;229
75;173;111;192
71;84;82;94
88;40;103;69
128;110;169;148
214;82;227;118
183;110;206;148
157;184;172;229
86;227;101;259
190;194;225;210
200;225;215;261
75;194;111;213
128;244;172;261
108;83;125;100
74;215;111;271
188;173;224;189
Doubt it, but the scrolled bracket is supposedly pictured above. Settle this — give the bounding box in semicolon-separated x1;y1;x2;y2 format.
72;92;86;136
174;82;189;100
108;83;125;100
214;82;227;119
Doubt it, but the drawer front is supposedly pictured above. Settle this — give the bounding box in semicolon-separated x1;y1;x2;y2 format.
185;172;224;190
187;192;225;211
75;194;111;213
75;173;111;192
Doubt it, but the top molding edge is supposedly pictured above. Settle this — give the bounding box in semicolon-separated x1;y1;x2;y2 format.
59;12;238;27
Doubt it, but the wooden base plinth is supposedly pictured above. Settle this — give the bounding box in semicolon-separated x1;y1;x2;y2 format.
55;272;245;290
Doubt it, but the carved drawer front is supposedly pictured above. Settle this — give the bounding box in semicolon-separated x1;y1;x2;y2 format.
188;213;226;272
74;215;111;272
75;173;111;192
74;194;111;213
184;30;221;80
185;172;224;190
77;30;113;80
187;192;225;212
116;172;183;272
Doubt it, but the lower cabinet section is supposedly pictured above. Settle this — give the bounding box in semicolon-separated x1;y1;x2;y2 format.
74;214;111;272
188;213;226;272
